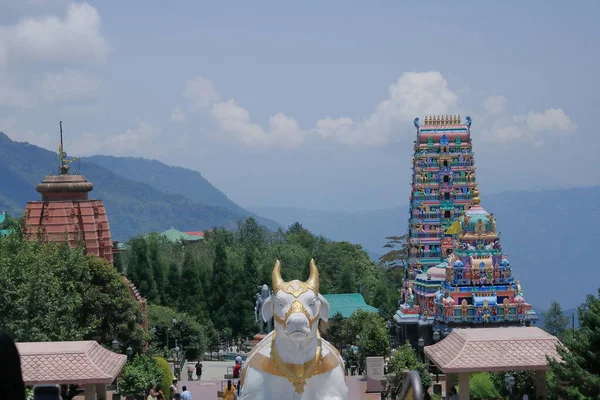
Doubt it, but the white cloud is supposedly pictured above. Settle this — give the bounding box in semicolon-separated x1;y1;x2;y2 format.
40;69;101;102
211;99;307;148
480;95;577;144
482;95;507;116
0;71;32;107
104;120;160;153
178;72;576;150
0;2;109;66
182;76;220;111
315;71;459;145
171;105;186;123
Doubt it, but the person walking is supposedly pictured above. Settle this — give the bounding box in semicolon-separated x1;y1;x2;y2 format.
195;359;203;381
169;379;178;400
233;360;241;379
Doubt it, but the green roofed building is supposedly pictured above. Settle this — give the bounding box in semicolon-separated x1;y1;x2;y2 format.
322;293;379;318
0;212;15;236
159;227;202;243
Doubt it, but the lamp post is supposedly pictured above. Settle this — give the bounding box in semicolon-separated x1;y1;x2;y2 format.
417;337;425;363
432;330;441;382
126;346;133;360
111;340;120;352
504;373;515;399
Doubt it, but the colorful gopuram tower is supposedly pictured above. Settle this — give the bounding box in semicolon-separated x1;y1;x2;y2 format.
394;115;537;347
23;123;113;264
432;190;538;332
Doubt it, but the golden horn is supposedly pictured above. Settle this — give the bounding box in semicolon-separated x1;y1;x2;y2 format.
305;259;319;293
272;260;284;292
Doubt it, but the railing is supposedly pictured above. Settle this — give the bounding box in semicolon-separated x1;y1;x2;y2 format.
394;370;424;400
410;233;440;239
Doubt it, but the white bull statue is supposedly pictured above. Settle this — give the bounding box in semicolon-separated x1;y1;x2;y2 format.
239;259;348;400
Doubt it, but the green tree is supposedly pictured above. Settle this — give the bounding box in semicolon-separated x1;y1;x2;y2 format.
126;237;158;302
210;242;233;331
117;355;163;398
165;262;180;307
148;305;211;360
0;235;145;349
469;372;500;400
542;300;570;340
147;234;167;305
379;235;409;270
389;342;432;389
338;263;356;293
357;313;391;364
321;312;345;350
490;371;537;399
548;289;600;398
178;249;206;319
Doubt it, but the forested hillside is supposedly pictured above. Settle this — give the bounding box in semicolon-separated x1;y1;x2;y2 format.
86;155;279;230
0;132;279;239
251;186;600;310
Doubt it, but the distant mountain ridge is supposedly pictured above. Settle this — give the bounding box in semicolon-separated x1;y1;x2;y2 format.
250;186;600;310
84;155;280;230
0;132;280;240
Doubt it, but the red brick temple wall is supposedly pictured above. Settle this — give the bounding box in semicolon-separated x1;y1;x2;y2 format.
23;200;113;264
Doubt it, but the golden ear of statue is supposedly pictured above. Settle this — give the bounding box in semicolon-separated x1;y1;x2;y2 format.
272;260;284;293
305;259;319;293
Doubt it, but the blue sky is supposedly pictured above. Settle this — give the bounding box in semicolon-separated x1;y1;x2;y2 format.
0;0;598;210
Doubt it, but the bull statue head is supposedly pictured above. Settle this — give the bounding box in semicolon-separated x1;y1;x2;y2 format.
261;259;330;342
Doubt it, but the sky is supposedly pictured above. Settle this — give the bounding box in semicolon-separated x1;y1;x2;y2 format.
0;0;598;211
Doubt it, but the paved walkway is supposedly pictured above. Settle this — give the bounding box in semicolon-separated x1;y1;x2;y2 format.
182;368;380;399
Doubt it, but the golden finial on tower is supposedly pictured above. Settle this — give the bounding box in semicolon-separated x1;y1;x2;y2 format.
424;115;429;125
451;114;457;125
457;114;461;124
435;115;440;125
445;115;450;125
471;189;481;205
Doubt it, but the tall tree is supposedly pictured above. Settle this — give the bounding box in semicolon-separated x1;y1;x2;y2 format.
542;300;570;340
147;234;167;305
126;237;158;302
165;262;180;307
210;242;233;330
338;263;356;293
379;235;409;270
548;289;600;398
178;249;206;320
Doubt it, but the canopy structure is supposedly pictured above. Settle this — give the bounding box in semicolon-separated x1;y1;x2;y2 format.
424;327;562;400
17;341;127;385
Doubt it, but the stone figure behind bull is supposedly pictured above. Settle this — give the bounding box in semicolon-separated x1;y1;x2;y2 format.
239;260;347;400
255;284;272;334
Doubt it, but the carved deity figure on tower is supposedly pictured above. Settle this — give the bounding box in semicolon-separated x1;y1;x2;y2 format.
240;260;347;399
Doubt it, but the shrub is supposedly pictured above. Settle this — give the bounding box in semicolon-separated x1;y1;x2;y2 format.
118;355;162;398
470;372;501;400
153;357;173;396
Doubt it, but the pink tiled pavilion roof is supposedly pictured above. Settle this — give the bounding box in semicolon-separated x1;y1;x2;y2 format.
17;341;127;385
424;327;562;373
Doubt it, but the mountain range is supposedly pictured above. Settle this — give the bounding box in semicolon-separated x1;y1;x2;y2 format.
0;132;280;240
1;130;596;311
251;186;600;310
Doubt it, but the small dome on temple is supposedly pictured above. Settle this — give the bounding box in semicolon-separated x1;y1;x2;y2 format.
453;260;464;268
501;258;510;267
458;190;497;235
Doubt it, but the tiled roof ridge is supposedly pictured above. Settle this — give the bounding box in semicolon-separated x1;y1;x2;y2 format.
83;342;112;380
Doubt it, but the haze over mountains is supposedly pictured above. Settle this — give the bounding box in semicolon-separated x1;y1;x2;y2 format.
1;131;596;311
0;132;280;240
251;187;600;310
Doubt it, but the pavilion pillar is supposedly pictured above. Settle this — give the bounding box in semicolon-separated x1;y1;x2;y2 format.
95;384;107;400
84;384;97;400
446;372;457;396
458;372;470;400
535;370;547;399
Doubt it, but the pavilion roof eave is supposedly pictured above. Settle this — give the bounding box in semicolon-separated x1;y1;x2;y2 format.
424;327;562;374
17;341;127;385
